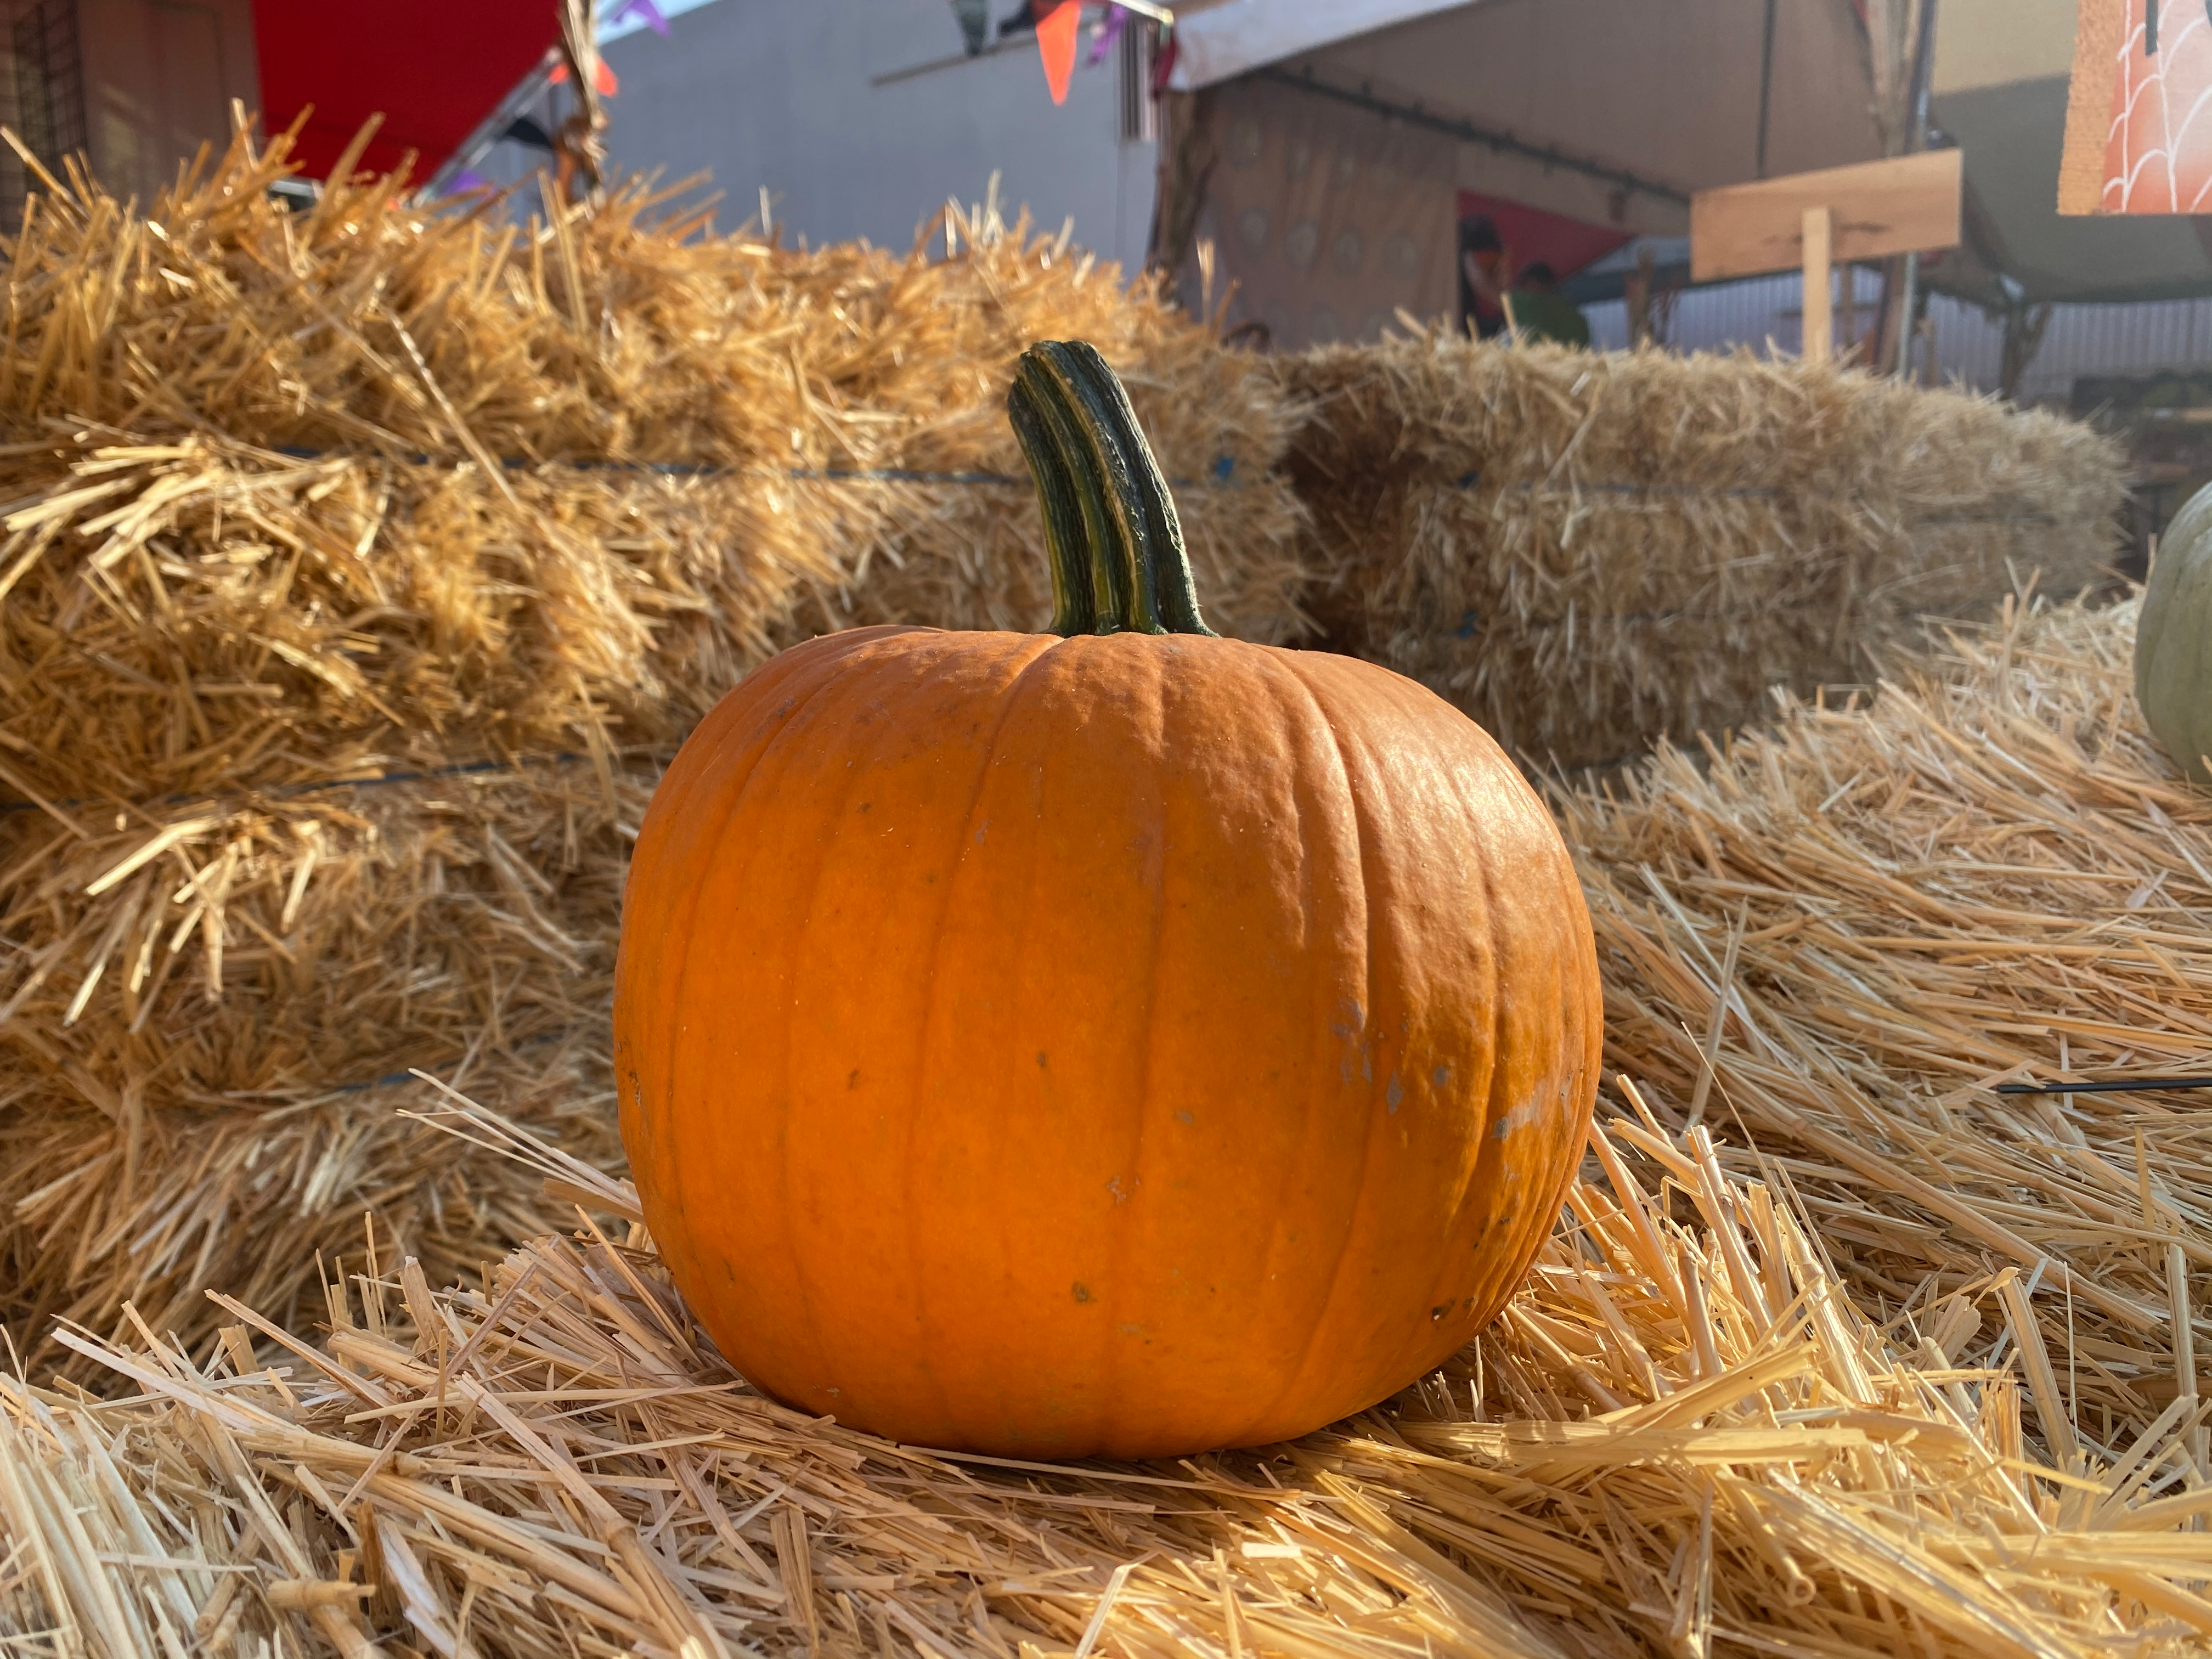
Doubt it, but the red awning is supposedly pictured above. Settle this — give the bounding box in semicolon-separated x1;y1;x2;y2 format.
1455;190;1633;285
252;0;559;182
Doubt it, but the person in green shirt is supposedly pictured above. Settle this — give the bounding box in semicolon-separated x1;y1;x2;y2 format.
1504;262;1590;348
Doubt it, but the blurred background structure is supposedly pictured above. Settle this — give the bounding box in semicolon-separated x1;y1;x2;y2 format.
8;0;2212;553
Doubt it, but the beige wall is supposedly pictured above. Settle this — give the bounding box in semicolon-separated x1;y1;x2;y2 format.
1932;0;2074;94
1193;72;1459;348
1306;0;1882;213
80;0;259;204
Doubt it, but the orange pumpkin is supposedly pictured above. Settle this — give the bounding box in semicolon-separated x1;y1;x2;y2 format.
614;342;1601;1458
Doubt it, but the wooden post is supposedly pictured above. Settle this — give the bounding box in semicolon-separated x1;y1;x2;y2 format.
1625;245;1654;347
1801;206;1833;364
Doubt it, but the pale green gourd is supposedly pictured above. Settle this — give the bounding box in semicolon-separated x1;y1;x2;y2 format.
2135;478;2212;783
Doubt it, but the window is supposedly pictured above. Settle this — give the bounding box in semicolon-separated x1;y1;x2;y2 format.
1119;17;1157;144
2;0;87;228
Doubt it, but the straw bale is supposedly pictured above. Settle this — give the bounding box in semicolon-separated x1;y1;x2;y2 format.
8;1096;2208;1659
0;760;641;1363
1564;591;2212;1459
0;156;833;775
0;437;815;803
1280;331;2125;769
1396;596;1859;768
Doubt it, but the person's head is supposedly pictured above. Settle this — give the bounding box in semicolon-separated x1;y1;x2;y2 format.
1458;214;1504;274
1518;261;1558;291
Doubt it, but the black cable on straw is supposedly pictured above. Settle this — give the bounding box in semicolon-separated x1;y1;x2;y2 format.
1995;1076;2212;1096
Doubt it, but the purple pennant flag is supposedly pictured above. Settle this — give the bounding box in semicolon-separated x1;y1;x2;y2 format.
610;0;670;35
1087;2;1127;66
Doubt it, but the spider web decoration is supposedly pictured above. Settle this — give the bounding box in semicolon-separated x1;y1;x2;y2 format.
2102;0;2212;210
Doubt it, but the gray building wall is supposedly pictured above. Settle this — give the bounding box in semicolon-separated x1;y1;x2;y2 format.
554;0;1158;273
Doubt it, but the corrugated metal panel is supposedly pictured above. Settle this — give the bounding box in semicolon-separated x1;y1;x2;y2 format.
1579;274;2212;402
1925;297;2001;391
2005;297;2212;400
1584;269;1883;360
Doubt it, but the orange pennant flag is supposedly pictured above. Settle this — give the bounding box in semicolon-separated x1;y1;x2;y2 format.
548;59;619;95
1036;0;1079;105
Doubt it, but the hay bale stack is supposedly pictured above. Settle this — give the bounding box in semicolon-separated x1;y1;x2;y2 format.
1279;331;2124;768
1565;595;2209;1451
0;144;1307;766
10;1104;2208;1658
16;601;2212;1655
0;126;1307;1364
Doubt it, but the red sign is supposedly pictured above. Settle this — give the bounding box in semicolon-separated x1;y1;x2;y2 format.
253;0;560;182
1454;191;1634;283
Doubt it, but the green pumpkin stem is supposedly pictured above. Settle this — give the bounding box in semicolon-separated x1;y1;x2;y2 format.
1007;340;1217;637
1005;376;1096;635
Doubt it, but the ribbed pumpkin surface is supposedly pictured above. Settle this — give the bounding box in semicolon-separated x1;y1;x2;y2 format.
614;622;1601;1458
2136;478;2212;781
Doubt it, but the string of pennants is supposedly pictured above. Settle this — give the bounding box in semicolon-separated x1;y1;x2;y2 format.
957;1;1176;106
564;1;1173;114
574;0;1174;110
